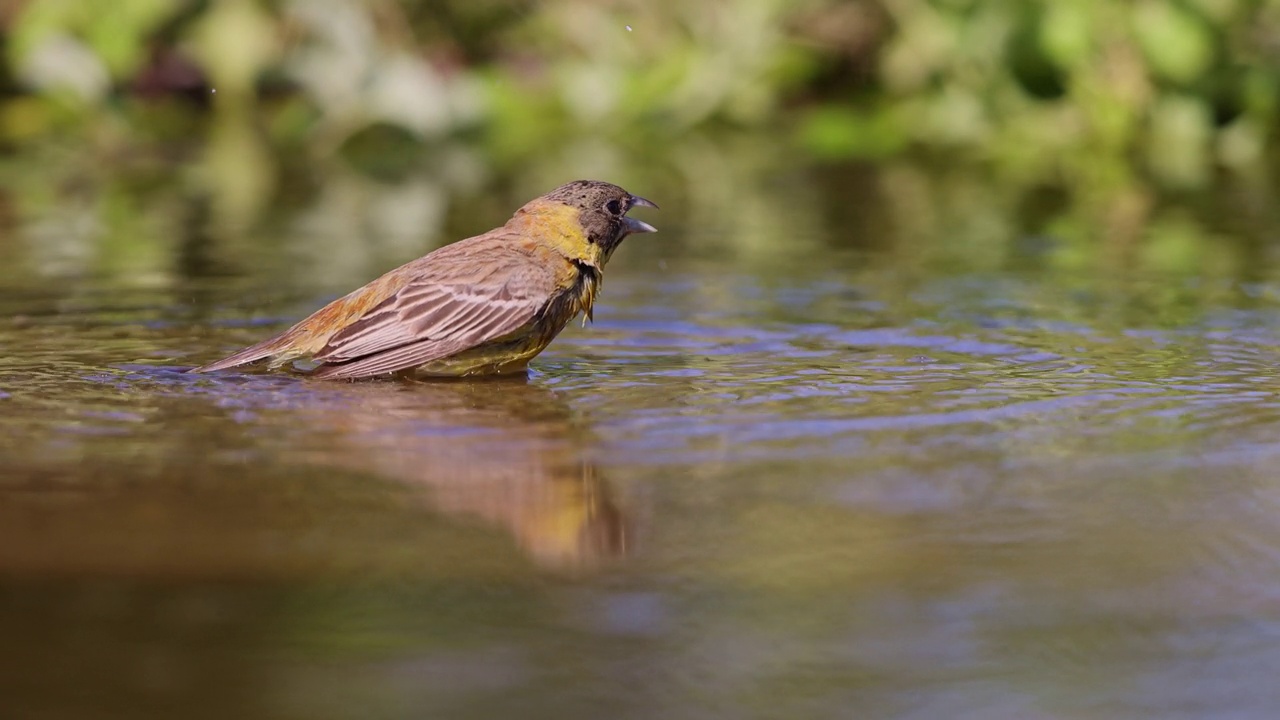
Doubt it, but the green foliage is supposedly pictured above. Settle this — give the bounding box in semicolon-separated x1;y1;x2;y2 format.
8;0;179;102
1133;0;1216;84
0;0;1276;249
3;1;1276;162
874;0;1278;185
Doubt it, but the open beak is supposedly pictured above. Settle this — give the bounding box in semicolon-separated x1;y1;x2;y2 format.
624;195;658;234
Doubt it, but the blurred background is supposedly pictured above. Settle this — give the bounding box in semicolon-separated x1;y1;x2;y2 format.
0;0;1277;286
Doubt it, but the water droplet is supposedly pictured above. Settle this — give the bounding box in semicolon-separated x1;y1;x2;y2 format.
625;25;633;32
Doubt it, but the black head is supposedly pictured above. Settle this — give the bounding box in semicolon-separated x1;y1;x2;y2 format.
542;180;658;256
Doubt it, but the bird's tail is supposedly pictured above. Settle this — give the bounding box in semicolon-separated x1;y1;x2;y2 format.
187;333;299;374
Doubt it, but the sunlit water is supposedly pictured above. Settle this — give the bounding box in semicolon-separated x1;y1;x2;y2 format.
6;197;1280;718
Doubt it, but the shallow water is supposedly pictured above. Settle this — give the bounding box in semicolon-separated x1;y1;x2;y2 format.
5;165;1280;718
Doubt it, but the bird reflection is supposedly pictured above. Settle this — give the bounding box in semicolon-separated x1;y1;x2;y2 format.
268;376;629;570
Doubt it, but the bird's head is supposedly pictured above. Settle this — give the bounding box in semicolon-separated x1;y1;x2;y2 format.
514;180;658;267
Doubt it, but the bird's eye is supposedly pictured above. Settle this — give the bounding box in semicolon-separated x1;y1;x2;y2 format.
605;199;623;215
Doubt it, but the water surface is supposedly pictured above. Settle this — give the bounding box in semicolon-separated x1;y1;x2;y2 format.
4;168;1280;719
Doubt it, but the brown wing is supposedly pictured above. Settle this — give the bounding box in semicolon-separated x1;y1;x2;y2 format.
308;242;559;379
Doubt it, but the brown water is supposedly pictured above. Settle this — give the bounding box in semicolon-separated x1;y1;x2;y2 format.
4;162;1280;719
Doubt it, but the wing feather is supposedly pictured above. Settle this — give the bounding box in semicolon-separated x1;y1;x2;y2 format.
310;338;471;380
309;242;559;378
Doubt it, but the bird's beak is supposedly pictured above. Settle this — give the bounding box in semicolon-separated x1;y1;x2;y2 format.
624;195;658;234
624;217;657;234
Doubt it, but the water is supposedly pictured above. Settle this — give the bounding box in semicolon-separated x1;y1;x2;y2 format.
4;163;1280;719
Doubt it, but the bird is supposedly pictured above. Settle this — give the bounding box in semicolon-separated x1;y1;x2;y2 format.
188;180;658;380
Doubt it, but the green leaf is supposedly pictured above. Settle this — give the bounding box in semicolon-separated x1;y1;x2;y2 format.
1040;1;1094;70
1132;1;1215;84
